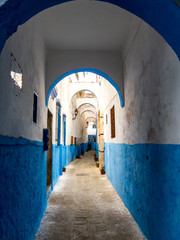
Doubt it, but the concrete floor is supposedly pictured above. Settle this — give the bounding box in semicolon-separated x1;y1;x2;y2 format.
35;151;146;240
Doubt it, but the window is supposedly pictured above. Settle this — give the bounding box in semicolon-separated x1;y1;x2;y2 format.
33;92;38;123
110;105;115;138
10;53;23;89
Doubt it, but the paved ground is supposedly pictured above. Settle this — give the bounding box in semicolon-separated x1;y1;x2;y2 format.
35;151;146;240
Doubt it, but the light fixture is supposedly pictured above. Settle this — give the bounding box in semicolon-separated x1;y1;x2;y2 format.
72;108;78;120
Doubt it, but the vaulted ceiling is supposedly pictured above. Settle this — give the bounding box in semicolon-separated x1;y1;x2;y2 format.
1;0;180;58
32;1;141;56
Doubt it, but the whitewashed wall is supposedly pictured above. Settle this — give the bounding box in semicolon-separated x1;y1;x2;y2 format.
103;21;180;145
0;18;46;142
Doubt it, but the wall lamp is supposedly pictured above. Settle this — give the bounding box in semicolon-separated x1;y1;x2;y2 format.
72;108;78;120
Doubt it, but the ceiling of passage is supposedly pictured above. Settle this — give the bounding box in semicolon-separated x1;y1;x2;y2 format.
31;1;141;54
1;0;180;57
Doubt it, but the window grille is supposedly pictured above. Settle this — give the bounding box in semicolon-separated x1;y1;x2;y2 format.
110;105;115;138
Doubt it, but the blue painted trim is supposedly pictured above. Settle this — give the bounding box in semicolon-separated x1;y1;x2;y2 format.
46;68;124;107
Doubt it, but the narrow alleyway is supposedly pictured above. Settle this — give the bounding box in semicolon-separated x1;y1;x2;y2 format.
35;151;146;240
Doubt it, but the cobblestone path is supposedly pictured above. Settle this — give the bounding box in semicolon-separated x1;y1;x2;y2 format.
35;151;146;240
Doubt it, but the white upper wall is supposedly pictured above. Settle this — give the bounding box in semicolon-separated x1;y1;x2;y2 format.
103;21;180;145
0;18;46;142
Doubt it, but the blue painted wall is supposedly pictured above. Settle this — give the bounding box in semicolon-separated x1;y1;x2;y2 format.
61;143;88;168
62;145;66;168
59;144;63;176
0;137;88;240
0;136;47;240
0;138;81;239
52;144;62;188
92;142;96;150
66;145;76;165
104;142;180;240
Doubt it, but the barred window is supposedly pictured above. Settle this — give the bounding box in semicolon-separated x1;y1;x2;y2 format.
33;93;38;124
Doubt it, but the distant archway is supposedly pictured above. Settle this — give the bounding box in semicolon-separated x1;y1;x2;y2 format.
85;117;96;122
78;103;97;110
81;110;96;116
46;68;124;107
71;89;97;102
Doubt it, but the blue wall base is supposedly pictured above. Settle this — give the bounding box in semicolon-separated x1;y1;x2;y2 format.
0;136;47;240
0;137;89;240
104;142;180;240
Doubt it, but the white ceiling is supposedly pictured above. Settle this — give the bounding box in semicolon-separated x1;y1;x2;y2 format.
31;0;141;53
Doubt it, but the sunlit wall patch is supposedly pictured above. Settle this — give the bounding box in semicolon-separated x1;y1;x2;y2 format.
10;53;23;89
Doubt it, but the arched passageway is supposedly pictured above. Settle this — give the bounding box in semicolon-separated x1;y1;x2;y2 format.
46;68;124;107
0;1;180;240
37;72;146;239
79;105;97;116
46;72;119;177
